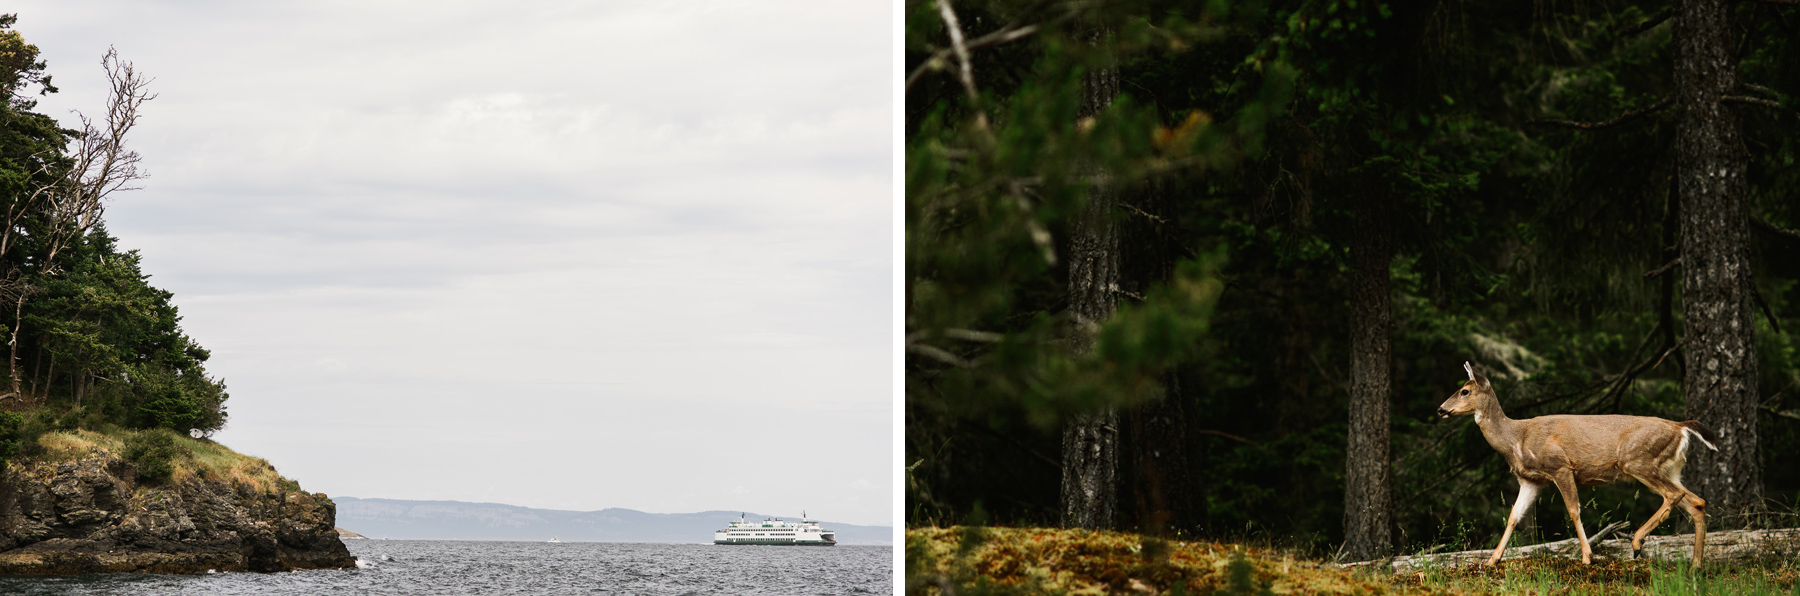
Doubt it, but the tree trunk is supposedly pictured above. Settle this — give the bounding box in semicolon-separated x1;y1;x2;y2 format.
1061;58;1121;531
1343;192;1394;561
8;293;24;397
1117;179;1198;536
1674;0;1762;530
29;342;40;398
43;354;54;406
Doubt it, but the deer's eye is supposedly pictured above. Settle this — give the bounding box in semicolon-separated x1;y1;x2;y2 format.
1460;389;1469;395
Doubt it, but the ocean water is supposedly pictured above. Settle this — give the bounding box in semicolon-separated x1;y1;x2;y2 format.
0;540;893;595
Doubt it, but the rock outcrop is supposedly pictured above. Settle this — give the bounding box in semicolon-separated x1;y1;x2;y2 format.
0;453;356;574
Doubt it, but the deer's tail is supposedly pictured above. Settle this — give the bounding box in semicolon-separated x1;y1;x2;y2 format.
1680;421;1720;452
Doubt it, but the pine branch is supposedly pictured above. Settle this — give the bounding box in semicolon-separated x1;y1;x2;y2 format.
1527;96;1673;129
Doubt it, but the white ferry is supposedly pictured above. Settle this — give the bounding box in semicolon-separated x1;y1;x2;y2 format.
713;513;837;546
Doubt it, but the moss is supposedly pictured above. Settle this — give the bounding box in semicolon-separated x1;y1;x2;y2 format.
906;527;1800;596
908;526;1438;595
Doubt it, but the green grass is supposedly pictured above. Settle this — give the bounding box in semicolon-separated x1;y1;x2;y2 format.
1407;557;1800;596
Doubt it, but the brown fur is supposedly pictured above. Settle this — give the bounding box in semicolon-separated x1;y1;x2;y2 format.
1436;362;1715;566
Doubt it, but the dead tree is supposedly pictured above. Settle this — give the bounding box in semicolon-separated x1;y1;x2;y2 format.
4;47;153;398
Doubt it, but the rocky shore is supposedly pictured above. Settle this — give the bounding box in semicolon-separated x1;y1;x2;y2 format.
0;451;355;574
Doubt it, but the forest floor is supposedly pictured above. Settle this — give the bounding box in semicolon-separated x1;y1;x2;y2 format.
906;526;1800;595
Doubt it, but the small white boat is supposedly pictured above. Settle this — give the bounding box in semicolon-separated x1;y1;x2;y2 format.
547;537;562;543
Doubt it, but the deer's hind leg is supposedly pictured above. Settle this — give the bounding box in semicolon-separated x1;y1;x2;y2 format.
1631;467;1707;566
1627;471;1692;561
1630;492;1677;558
1629;472;1684;558
1550;470;1593;564
1673;487;1706;567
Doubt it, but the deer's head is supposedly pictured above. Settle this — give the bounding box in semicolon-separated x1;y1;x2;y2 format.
1437;361;1493;418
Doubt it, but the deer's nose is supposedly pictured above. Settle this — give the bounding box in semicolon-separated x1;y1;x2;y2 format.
1435;408;1451;418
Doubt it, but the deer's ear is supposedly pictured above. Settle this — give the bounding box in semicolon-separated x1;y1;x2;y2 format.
1475;372;1491;388
1463;361;1475;380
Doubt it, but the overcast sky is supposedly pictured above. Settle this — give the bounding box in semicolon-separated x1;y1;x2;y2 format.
11;1;892;527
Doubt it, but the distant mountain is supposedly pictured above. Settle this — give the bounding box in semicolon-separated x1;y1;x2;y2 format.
332;497;892;544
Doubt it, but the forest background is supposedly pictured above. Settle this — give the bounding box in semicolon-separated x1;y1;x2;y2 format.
903;0;1800;561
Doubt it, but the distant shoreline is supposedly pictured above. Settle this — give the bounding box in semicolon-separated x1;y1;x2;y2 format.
332;497;894;544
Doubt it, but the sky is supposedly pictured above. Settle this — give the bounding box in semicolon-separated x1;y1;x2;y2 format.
11;1;892;527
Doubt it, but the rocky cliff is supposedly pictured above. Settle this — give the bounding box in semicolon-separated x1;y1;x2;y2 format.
0;436;355;575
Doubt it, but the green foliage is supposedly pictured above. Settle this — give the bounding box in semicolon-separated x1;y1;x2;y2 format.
122;428;180;484
0;18;229;447
0;410;22;460
906;0;1298;525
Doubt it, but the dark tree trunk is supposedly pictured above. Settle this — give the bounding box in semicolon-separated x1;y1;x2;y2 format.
1121;376;1194;534
1343;193;1393;560
1274;274;1316;437
1660;178;1684;377
1674;0;1762;529
1061;59;1121;531
1118;179;1199;535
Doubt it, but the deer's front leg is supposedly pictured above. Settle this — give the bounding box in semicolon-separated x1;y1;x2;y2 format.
1550;470;1591;564
1486;479;1541;566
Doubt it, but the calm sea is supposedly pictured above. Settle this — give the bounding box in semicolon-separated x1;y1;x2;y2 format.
0;540;893;595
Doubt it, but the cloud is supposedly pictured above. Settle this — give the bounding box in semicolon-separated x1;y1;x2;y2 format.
9;0;893;526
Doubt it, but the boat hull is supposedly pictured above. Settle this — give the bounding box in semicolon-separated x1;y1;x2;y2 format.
713;540;837;546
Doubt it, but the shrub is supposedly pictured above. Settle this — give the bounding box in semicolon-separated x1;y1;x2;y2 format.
123;428;182;484
0;411;23;461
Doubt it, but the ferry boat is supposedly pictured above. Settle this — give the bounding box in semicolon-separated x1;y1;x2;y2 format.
713;513;837;546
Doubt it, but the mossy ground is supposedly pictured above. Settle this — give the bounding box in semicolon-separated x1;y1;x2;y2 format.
32;428;294;494
907;527;1800;596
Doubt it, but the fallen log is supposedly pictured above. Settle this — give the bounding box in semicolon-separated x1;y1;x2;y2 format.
1341;527;1800;574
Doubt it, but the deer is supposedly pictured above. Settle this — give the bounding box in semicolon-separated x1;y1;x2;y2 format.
1435;362;1718;567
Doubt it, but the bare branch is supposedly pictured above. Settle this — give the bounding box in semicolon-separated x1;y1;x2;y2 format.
1643;256;1680;278
904;328;1006;343
1194;429;1260;447
935;0;980;101
1768;405;1800;422
1722;95;1786;110
1753;278;1784;335
1617;6;1673;36
1752;215;1800;246
906;341;974;368
45;47;155;272
904;13;1058;93
1741;83;1783;97
1527;96;1673;130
